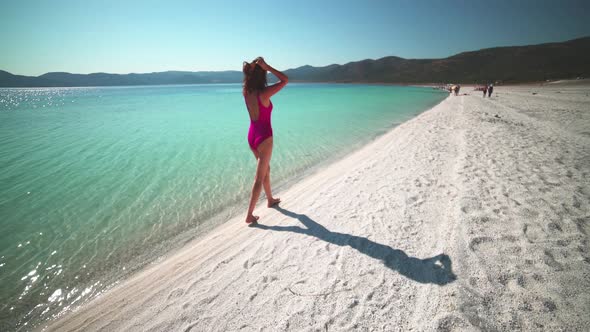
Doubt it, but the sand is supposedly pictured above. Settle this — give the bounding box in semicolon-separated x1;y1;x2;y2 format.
42;84;590;331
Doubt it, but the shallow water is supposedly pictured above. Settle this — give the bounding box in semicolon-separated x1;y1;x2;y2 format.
0;83;446;329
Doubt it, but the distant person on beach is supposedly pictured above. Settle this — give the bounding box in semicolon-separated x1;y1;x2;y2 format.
242;57;289;224
488;83;494;97
482;85;488;98
456;85;461;96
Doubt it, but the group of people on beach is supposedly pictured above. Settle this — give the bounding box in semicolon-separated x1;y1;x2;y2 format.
478;84;494;97
447;83;495;98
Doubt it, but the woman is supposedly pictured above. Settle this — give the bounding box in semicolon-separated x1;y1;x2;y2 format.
242;57;288;224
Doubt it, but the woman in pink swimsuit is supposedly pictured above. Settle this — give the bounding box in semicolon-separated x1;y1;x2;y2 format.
242;57;288;224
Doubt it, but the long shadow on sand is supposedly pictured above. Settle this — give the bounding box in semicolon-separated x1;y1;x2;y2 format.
251;206;456;285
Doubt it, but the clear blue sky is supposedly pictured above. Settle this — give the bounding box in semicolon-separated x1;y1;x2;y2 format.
1;0;589;76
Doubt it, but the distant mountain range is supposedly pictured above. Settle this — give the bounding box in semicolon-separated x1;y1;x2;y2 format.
1;37;589;87
0;70;243;87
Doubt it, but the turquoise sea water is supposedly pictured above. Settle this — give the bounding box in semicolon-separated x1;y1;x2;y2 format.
0;83;446;329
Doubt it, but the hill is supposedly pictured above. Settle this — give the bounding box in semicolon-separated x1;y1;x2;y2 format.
284;36;590;84
0;70;243;87
1;37;588;87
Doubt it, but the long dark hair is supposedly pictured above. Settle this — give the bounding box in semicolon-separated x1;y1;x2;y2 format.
243;58;267;95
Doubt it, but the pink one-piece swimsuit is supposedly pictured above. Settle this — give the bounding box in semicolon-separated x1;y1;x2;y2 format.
247;93;273;150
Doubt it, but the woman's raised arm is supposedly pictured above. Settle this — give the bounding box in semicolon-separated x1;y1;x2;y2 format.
257;58;288;99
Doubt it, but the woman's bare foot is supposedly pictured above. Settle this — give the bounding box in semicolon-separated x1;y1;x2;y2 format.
267;197;281;208
245;214;259;224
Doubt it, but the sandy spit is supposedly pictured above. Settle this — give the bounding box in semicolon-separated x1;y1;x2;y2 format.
43;84;590;331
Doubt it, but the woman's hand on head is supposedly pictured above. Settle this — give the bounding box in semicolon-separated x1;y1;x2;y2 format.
256;57;269;71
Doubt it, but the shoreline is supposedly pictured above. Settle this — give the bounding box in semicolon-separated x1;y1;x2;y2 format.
43;84;590;331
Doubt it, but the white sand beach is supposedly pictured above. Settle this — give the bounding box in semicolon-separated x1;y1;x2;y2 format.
43;84;590;331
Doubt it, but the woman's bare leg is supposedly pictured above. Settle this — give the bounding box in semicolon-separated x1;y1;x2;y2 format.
245;138;273;223
263;165;280;207
249;148;280;208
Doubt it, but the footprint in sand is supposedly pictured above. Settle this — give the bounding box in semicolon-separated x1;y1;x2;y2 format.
468;236;493;251
542;250;563;271
435;314;471;332
167;288;185;300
